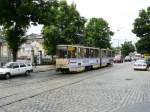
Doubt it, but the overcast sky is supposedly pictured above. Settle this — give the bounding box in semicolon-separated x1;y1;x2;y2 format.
27;0;150;47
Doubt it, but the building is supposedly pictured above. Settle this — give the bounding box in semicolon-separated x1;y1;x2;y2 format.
18;33;45;59
0;34;48;65
0;36;10;65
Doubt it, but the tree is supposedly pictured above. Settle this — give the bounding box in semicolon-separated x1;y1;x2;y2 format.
3;27;27;61
42;1;86;55
43;25;59;56
135;38;150;54
132;6;150;53
112;47;121;55
0;0;57;61
84;18;114;48
121;41;135;56
132;7;150;38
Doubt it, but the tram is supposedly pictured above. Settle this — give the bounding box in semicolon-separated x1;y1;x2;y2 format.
56;45;113;73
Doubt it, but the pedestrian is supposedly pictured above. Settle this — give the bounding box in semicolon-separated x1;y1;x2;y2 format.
34;57;37;68
1;62;3;67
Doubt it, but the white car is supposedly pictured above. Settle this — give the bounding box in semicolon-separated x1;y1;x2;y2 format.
26;63;33;72
134;60;148;70
0;62;33;79
124;56;131;62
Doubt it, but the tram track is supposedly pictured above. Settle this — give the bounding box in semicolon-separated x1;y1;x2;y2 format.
0;63;127;108
0;70;59;89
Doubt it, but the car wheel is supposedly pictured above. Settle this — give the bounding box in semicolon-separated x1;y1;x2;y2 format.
25;71;30;76
5;73;10;79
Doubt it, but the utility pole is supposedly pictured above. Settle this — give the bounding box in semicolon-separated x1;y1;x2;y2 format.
31;48;34;65
112;39;120;48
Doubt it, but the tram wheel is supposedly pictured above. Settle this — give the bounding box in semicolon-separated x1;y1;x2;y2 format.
62;69;70;74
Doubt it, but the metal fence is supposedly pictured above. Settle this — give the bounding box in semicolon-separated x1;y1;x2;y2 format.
0;57;10;67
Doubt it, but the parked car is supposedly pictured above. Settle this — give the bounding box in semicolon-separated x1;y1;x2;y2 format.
0;62;33;79
134;53;142;61
26;63;33;72
145;56;150;67
124;56;132;62
113;55;123;63
134;59;148;70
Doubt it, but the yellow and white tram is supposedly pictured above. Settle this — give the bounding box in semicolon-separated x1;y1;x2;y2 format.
56;45;113;73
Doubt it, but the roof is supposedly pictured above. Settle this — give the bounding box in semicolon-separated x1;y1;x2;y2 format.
26;33;42;40
57;45;100;50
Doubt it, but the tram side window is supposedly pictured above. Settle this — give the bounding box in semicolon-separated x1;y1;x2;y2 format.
90;49;94;58
102;50;106;58
78;47;84;58
81;48;84;58
101;50;104;57
95;49;99;58
104;50;107;58
84;48;90;58
106;51;109;57
107;51;112;57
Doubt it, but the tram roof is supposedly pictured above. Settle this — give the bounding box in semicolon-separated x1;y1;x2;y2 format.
57;45;100;49
101;48;112;51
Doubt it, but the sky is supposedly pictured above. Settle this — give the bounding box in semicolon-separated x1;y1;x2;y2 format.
27;0;150;47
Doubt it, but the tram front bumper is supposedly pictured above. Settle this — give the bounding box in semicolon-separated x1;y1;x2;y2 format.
69;67;85;72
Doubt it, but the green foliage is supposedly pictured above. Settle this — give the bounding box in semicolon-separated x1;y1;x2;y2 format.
136;37;150;54
43;26;59;55
121;41;135;56
132;7;150;38
84;18;114;48
112;47;121;55
3;27;27;61
42;1;86;55
0;0;57;61
133;6;150;54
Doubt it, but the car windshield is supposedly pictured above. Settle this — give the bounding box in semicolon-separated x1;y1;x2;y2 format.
114;55;121;59
146;58;150;61
136;60;146;63
125;56;130;58
3;63;13;68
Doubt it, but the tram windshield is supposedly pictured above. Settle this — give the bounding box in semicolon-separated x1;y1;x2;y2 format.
57;46;77;58
57;46;67;58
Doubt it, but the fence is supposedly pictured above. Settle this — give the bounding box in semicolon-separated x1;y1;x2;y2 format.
0;57;10;67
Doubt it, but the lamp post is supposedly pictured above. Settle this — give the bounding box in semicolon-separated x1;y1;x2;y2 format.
31;47;34;65
112;39;120;48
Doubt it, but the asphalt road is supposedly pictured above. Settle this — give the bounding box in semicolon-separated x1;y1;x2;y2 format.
0;62;150;112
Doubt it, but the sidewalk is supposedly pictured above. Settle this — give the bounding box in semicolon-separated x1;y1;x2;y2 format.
33;65;56;73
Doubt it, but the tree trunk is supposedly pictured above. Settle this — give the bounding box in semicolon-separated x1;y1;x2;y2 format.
51;55;55;64
12;50;17;62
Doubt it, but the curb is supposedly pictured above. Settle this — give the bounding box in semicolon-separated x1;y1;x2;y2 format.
33;68;56;73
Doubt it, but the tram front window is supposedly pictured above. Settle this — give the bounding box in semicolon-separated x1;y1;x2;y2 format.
57;47;68;58
57;46;77;58
68;46;77;58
